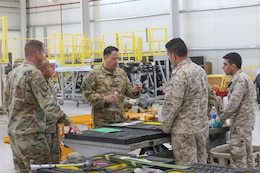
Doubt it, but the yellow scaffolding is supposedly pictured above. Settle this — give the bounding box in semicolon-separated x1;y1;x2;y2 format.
82;37;103;66
242;65;260;81
0;16;9;64
52;33;89;67
1;18;168;67
146;28;168;55
102;28;168;63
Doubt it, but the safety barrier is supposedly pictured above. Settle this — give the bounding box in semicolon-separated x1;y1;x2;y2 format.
242;65;260;81
0;16;9;64
0;19;168;67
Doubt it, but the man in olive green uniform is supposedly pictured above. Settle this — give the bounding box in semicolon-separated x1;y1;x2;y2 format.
38;59;62;164
4;40;82;173
208;84;217;119
208;84;223;119
81;46;142;128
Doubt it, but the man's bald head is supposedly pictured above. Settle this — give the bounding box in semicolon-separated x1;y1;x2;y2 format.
38;59;52;80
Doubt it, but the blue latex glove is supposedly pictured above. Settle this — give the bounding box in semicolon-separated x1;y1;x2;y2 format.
212;121;224;128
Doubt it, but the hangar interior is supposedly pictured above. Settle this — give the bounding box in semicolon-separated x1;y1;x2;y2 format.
0;0;260;173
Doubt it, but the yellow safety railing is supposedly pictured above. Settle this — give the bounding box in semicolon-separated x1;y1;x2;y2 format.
102;32;134;62
207;74;227;88
119;36;143;62
51;32;63;65
102;28;168;63
146;28;168;55
10;37;49;62
58;33;89;67
242;65;260;81
102;32;119;49
10;38;24;62
82;37;103;66
1;20;169;67
0;16;9;64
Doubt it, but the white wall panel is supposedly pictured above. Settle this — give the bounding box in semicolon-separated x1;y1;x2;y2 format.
181;6;260;47
29;0;78;7
27;0;81;37
7;31;23;59
93;15;170;36
27;0;172;39
0;0;22;62
189;49;260;76
62;23;81;34
182;0;260;9
90;0;172;44
0;13;20;30
23;0;260;75
0;0;20;31
180;0;260;74
181;12;217;47
216;8;259;46
28;4;80;26
91;0;169;19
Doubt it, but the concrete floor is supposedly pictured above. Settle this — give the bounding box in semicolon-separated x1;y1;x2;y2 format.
0;100;91;173
0;100;260;172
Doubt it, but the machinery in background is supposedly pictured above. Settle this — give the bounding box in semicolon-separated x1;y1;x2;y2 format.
138;93;157;109
255;73;260;109
53;65;91;106
118;55;170;98
52;57;170;107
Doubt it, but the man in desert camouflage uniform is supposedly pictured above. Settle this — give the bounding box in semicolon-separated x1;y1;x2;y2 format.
218;52;255;168
38;59;62;164
81;46;142;128
4;40;82;173
156;38;209;165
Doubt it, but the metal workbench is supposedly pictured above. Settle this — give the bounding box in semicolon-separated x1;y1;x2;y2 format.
54;66;92;105
63;121;229;157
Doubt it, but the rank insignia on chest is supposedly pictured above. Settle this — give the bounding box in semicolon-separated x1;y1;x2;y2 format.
40;83;48;91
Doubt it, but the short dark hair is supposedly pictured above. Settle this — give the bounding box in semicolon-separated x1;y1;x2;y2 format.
103;46;119;56
25;40;44;57
223;52;242;69
165;38;187;57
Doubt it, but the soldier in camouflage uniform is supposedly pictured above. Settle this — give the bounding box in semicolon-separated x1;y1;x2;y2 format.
38;59;62;164
4;40;82;173
207;84;225;164
156;38;209;165
207;84;223;119
81;46;142;128
218;52;255;168
208;84;217;119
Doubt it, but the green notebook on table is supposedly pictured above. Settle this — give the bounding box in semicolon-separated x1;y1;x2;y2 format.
90;127;123;133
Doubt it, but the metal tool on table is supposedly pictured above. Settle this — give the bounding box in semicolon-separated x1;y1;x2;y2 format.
29;160;107;171
103;153;189;170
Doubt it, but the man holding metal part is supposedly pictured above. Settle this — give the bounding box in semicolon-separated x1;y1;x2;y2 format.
81;46;142;128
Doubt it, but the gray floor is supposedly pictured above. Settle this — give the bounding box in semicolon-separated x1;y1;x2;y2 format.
0;100;91;173
0;100;260;172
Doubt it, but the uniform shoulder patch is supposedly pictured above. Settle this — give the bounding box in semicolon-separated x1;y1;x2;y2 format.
33;72;49;93
40;82;48;91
